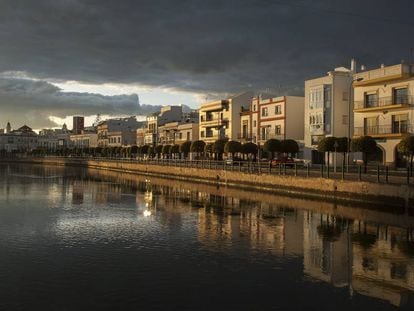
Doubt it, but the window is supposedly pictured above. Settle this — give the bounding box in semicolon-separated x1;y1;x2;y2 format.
253;104;256;111
201;131;205;138
364;117;378;135
186;132;190;141
365;92;378;108
324;86;331;108
253;120;257;127
392;114;408;133
262;107;268;117
393;87;408;104
275;125;282;135
275;105;282;115
342;91;348;101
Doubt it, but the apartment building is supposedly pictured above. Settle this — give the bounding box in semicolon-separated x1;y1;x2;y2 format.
70;133;98;148
353;63;414;167
199;92;253;143
97;117;142;147
304;65;354;163
144;106;183;146
0;124;38;152
239;95;304;144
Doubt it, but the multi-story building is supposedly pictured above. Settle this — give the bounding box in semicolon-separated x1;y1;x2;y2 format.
38;124;71;150
144;106;184;146
199;92;253;143
97;117;142;147
107;131;136;147
239;95;304;144
70;133;98;148
304;64;355;163
158;121;199;145
0;124;38;152
72;116;84;135
353;63;414;167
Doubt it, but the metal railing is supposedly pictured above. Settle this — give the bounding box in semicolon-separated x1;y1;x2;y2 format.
354;95;414;110
7;155;413;186
354;124;414;136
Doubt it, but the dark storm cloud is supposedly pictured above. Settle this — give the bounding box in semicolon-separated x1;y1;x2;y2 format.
0;0;413;93
0;77;161;129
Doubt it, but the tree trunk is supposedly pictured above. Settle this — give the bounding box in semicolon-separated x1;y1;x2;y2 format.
363;152;368;174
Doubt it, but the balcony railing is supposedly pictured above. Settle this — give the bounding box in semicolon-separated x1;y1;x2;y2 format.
354;124;414;136
354;95;414;110
237;133;255;141
258;133;285;141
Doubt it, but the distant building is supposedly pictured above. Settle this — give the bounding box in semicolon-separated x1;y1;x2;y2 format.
70;133;98;148
72;116;84;135
97;116;142;147
198;92;253;143
38;124;71;150
0;124;38;152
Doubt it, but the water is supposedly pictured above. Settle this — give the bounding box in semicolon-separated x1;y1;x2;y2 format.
0;164;413;310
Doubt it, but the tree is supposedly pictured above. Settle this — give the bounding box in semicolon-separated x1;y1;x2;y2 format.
140;145;150;156
170;144;180;158
317;137;337;165
147;146;155;158
130;145;138;157
212;139;227;160
204;143;213;159
190;140;206;159
240;142;258;160
281;139;299;156
155;145;163;158
351;136;377;172
224;141;242;159
162;144;172;158
180;141;192;159
335;137;349;168
263;139;281;159
397;135;414;174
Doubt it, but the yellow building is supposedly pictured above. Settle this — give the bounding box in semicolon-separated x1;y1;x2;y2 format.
353;63;414;166
198;92;253;143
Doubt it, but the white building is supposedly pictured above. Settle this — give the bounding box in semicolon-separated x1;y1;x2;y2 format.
304;64;355;164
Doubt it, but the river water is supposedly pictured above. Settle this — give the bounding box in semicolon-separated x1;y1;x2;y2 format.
0;163;413;310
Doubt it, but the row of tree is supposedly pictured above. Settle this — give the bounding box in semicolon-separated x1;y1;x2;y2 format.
317;135;414;172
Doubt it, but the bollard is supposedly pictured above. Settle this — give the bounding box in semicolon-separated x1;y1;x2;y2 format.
377;165;380;183
385;166;389;183
294;163;297;176
283;164;286;176
358;165;362;181
341;162;345;180
320;165;324;178
306;163;310;178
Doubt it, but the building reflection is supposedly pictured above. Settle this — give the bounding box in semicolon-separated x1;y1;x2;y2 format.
60;167;414;308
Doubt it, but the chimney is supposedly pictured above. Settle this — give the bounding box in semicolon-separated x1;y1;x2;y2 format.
360;65;366;71
380;64;385;69
350;58;357;73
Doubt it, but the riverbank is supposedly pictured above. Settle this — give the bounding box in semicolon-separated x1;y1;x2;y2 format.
3;157;413;206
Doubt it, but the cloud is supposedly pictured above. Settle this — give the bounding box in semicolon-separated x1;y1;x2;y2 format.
0;77;159;129
0;0;412;96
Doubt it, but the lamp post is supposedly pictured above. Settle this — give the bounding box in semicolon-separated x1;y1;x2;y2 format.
347;77;364;172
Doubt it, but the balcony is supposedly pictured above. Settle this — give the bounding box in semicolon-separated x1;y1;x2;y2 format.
354;124;413;137
258;133;285;142
200;118;228;128
354;95;414;112
237;133;256;142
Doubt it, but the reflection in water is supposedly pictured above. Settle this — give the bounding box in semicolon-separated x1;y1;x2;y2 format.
0;163;414;310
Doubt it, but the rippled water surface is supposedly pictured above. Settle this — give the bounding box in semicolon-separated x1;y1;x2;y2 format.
0;163;413;310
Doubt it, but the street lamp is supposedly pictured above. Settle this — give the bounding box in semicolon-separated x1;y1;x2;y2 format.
347;76;364;172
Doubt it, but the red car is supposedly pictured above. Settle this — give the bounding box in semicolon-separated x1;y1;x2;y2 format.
271;157;295;167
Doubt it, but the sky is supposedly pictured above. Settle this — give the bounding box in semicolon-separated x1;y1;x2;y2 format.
0;0;413;130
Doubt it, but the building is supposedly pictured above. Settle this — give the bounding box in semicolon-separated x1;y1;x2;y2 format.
97;117;142;147
239;95;304;144
144;106;184;146
70;133;98;148
72;116;84;135
199;92;253;143
37;124;71;150
0;124;38;152
353;63;414;167
304;63;355;164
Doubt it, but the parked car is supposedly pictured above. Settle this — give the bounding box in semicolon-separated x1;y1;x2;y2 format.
271;157;295;167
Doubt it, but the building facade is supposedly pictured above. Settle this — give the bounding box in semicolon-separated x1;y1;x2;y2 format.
199;92;253;143
239;95;305;144
0;124;38;152
353;63;414;167
304;66;354;164
97;117;142;147
72;116;84;135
